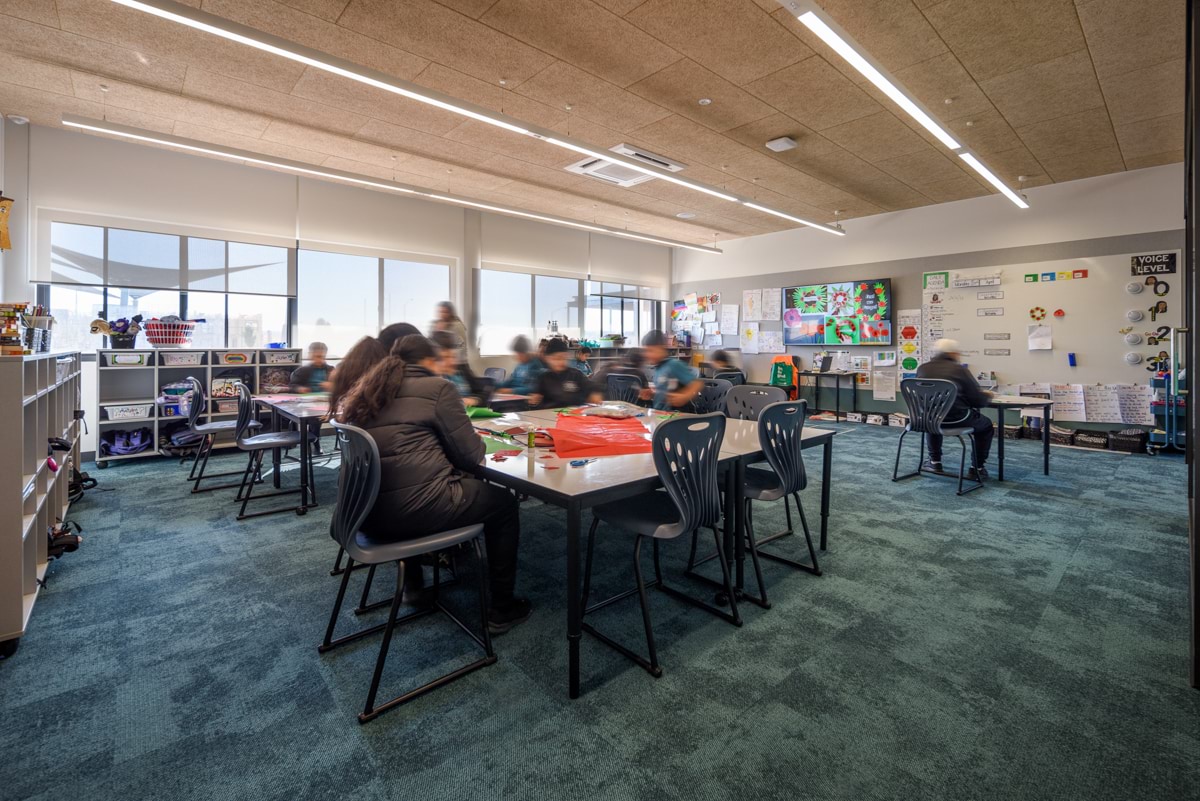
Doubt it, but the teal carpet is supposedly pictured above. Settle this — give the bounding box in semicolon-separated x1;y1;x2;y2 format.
2;426;1197;800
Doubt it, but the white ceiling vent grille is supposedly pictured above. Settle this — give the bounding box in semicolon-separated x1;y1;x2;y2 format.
565;143;686;187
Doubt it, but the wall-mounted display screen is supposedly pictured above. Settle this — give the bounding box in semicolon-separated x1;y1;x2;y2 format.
782;279;893;345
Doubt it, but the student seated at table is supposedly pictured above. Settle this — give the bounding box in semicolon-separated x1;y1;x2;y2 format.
289;341;335;393
530;340;603;409
496;335;545;396
708;349;744;383
431;330;485;407
916;338;995;479
639;330;703;411
571;346;594;377
328;323;420;418
341;334;531;633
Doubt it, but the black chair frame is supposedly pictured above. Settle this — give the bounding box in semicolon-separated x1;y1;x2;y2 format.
185;376;262;494
893;378;984;496
232;382;312;519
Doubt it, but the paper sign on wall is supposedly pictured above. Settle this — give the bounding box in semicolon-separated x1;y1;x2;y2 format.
720;304;740;333
740;322;760;354
759;330;784;353
761;289;782;321
742;290;762;321
872;369;896;402
1027;324;1053;351
1050;384;1087;422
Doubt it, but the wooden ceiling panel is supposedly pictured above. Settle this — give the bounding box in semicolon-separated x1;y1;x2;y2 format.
480;0;680;87
173;119;333;165
894;52;995;124
337;0;553;86
625;0;812;86
354;118;498;169
979;50;1105;129
1;14;189;95
983;145;1052;187
1039;145;1125;183
805;0;948;74
1076;0;1186;79
1125;149;1185;172
443;120;580;169
948;109;1023;156
725;113;843;166
0;80;105;127
630;114;779;180
1016;106;1119;161
919;174;991;204
182;68;367;135
429;0;499;19
55;0;307;94
821;111;931;164
513;61;672;134
289;68;466;135
745;57;881;131
70;72;274;137
919;0;1086;83
272;0;351;22
0;52;75;97
413;63;566;130
1114;113;1184;162
1;0;61;26
591;0;652;16
1100;59;1185;127
261;119;415;167
874;148;974;189
627;58;776;133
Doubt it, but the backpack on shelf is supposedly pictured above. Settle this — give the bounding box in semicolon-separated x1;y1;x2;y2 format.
211;367;254;399
159;420;203;457
99;427;153;457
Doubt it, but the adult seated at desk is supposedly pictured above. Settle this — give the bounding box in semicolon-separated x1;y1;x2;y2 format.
916;338;995;479
289;341;335;393
431;330;486;407
495;335;545;397
639;330;703;411
530;339;603;409
341;334;531;634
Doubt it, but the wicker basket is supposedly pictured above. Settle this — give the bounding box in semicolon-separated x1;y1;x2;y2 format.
143;320;197;348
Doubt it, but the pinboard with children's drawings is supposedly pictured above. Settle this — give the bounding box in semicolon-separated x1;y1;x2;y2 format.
920;251;1182;390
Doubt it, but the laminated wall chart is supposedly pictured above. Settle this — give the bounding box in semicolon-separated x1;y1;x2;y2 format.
921;252;1180;425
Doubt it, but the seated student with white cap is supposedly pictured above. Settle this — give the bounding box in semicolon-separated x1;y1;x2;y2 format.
915;338;995;479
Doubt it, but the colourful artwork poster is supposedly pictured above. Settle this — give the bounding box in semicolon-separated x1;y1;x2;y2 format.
824;316;859;345
827;282;855;317
854;281;889;320
671;300;687;321
783;313;824;345
860;320;891;345
788;285;827;315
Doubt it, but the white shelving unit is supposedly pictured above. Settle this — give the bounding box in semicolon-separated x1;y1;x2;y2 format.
95;347;302;468
1;351;82;657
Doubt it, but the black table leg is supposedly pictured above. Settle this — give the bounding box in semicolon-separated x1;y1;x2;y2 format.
734;457;747;590
833;377;841;421
995;406;1006;481
271;409;282;489
1043;403;1051;475
297;417;311;513
566;499;582;699
820;437;831;551
850;374;858;416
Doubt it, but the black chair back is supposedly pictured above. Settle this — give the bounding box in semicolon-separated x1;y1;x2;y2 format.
330;422;382;560
186;376;206;430
757;400;808;494
714;370;745;386
234;382;258;441
900;378;959;434
483;367;506;382
607;373;644;404
726;385;787;420
694;378;733;414
651;413;726;537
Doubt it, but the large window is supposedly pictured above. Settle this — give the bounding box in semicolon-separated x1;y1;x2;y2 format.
44;222;293;351
477;268;664;354
385;259;451;332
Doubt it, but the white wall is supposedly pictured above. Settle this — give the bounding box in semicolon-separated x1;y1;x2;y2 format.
674;164;1185;284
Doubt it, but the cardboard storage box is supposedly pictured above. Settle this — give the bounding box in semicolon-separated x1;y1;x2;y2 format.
844;411;865;423
866;413;888;425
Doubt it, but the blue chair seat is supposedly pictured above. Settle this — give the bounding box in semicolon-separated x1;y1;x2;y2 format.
354;524;484;563
239;430;303;451
194;419;261;435
593;490;682;539
743;466;786;502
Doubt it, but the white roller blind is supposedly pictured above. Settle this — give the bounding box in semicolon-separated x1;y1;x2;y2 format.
481;212;589;275
589;232;671;286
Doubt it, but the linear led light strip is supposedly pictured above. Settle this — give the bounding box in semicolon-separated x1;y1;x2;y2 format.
109;0;844;236
61;115;723;254
785;1;1028;209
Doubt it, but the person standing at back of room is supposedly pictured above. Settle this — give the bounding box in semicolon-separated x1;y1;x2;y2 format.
639;330;703;411
431;301;469;362
496;335;545;396
916;338;995;479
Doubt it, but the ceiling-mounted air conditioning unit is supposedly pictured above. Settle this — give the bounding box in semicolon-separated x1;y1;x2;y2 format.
565;143;686;187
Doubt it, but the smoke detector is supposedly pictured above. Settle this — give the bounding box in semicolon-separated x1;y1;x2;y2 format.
765;136;797;152
565;143;686;188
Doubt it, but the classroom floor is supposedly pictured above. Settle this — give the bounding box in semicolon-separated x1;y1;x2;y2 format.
2;425;1196;801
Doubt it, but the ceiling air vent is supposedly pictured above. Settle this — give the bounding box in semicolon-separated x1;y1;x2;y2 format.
565;143;685;187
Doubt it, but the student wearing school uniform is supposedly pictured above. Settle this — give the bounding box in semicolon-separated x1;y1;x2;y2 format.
289;341;335;393
638;330;703;411
496;335;546;396
572;346;594;377
708;349;745;384
431;331;486;407
530;340;603;409
916;338;995;479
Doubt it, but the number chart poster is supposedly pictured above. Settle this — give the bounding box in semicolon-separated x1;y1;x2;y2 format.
783;279;892;345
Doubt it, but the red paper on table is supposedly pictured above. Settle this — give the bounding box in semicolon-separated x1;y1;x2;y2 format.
550;414;652;458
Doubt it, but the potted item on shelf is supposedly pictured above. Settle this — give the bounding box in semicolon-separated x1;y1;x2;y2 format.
143;315;201;348
91;315;143;349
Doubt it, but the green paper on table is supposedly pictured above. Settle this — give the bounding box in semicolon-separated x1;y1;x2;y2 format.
481;436;517;454
467;406;504;419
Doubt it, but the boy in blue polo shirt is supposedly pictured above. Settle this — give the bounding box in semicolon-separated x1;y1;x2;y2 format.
639;330;703;411
496;335;546;396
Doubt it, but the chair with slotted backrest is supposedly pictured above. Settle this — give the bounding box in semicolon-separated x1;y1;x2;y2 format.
483;367;506;382
606;372;645;405
725;385;787;420
230;382;309;519
185;376;260;493
319;422;495;723
893;378;983;495
581;413;738;678
694;378;733;415
714;370;745;386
